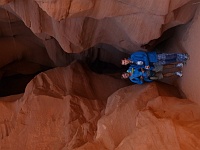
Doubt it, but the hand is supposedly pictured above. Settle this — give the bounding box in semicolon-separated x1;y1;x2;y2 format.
145;65;150;69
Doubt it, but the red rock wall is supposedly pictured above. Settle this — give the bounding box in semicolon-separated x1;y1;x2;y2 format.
0;62;200;149
0;8;54;68
0;1;199;149
0;0;196;54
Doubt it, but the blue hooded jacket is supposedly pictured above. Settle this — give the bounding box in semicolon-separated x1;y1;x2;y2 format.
128;50;157;69
126;66;152;84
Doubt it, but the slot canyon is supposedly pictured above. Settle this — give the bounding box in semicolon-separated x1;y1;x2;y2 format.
0;0;200;149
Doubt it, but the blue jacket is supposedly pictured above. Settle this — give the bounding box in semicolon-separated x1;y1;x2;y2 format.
127;66;152;84
128;51;157;69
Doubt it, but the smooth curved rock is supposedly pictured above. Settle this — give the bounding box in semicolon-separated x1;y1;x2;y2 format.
0;0;196;54
0;62;200;149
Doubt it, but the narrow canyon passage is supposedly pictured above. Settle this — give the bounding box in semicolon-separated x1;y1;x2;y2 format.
0;8;183;97
0;1;200;149
0;1;199;98
0;44;130;97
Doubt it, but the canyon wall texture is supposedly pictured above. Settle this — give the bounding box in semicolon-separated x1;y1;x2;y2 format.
0;62;200;149
0;0;200;149
0;0;198;73
0;0;197;55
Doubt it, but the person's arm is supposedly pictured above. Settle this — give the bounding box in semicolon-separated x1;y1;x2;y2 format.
140;51;150;69
131;51;150;68
130;77;143;84
143;77;153;82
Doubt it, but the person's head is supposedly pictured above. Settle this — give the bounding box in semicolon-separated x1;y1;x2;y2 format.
121;58;131;65
121;72;130;79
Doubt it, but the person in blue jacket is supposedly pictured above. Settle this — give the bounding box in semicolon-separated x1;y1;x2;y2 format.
121;64;183;84
121;66;152;84
121;50;189;70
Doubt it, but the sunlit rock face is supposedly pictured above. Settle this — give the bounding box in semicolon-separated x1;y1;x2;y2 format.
0;62;200;149
0;61;130;149
94;84;199;150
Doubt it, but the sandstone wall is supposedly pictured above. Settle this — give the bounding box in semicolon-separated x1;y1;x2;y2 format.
0;0;197;54
0;62;199;149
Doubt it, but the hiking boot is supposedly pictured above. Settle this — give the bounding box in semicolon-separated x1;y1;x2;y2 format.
176;63;184;68
175;71;183;77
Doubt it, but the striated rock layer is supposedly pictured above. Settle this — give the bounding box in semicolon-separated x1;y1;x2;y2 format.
0;0;198;72
0;62;200;149
0;1;200;149
0;0;197;54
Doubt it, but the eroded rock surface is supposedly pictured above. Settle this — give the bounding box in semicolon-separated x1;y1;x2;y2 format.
0;0;197;54
0;62;200;149
0;1;200;149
